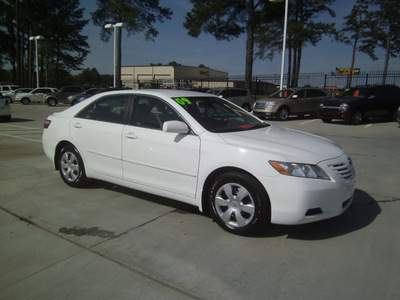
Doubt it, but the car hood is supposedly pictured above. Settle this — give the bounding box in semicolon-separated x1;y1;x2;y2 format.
218;125;344;163
322;97;362;105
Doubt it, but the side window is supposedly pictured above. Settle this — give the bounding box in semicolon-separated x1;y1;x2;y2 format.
221;90;230;98
294;90;306;99
76;94;130;124
130;96;182;130
307;89;324;98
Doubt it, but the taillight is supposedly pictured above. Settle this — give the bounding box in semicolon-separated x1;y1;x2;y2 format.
44;119;51;129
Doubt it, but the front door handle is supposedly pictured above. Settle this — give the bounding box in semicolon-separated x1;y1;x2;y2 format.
73;122;82;128
124;132;138;139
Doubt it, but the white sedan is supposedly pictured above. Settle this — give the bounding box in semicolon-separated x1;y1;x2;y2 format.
42;90;355;234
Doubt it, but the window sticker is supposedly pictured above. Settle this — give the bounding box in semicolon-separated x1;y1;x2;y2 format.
174;97;192;105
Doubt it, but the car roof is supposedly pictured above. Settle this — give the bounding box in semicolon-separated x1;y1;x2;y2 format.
98;89;215;98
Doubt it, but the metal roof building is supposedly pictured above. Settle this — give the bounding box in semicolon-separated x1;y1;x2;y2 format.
121;65;229;89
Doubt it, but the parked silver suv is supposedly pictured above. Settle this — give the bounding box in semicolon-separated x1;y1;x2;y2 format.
207;88;254;111
253;87;329;120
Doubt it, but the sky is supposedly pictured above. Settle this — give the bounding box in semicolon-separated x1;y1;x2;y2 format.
78;0;400;77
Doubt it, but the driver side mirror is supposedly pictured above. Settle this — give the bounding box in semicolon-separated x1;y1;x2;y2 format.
163;120;190;134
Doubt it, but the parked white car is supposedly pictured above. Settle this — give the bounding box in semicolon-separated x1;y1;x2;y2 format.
42;90;355;234
3;88;33;103
15;87;59;105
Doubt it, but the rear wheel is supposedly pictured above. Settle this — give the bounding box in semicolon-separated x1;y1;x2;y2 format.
322;118;332;123
58;145;88;187
208;172;270;234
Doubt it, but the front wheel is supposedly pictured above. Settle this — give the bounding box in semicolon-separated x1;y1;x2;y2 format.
208;172;270;234
58;145;88;187
276;107;289;121
21;98;30;105
350;110;363;125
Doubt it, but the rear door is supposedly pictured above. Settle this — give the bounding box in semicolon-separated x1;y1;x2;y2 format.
70;94;131;179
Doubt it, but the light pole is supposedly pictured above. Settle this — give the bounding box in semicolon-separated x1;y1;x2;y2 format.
104;22;124;87
29;35;44;88
270;0;288;90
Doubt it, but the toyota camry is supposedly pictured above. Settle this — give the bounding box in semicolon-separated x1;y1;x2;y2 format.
43;90;355;234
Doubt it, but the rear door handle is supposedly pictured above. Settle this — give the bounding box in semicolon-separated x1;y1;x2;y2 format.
73;122;82;129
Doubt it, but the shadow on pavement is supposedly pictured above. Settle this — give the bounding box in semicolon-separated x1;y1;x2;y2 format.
85;181;380;240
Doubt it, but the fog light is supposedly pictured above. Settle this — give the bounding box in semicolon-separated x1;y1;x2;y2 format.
305;208;323;216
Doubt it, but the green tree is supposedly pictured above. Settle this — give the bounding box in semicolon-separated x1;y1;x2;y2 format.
184;0;283;91
339;0;376;88
92;0;172;88
369;0;400;84
0;0;89;87
255;0;337;87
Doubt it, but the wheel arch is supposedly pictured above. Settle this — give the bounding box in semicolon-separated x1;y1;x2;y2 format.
54;141;78;170
201;166;271;215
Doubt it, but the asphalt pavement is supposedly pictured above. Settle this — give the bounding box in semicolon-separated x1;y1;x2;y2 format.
1;103;399;299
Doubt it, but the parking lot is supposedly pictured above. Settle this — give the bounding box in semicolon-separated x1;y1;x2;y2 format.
1;103;400;299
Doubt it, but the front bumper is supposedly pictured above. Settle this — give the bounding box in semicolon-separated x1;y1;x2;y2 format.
253;110;276;119
319;108;351;121
259;153;355;225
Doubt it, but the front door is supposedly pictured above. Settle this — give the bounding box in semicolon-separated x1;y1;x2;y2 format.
122;95;201;200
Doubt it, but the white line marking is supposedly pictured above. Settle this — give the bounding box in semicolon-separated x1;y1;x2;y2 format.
0;132;42;143
300;119;318;125
0;124;41;130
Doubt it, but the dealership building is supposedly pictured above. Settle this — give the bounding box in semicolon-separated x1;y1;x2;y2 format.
121;65;231;89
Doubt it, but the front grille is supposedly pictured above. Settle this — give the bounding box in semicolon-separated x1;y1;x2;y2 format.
329;162;355;180
254;102;267;109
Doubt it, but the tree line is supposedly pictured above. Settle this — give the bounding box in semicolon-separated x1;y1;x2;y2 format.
0;0;399;89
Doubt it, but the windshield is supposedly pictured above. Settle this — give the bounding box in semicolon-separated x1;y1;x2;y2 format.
269;89;295;99
172;96;269;133
339;88;367;98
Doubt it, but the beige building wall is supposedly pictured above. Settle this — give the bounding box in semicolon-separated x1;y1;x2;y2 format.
121;65;229;89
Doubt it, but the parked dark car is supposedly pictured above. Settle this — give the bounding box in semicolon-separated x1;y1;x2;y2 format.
43;86;87;106
69;87;126;105
319;85;400;125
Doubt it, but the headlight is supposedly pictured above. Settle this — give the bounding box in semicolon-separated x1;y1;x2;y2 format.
269;161;330;180
339;103;348;111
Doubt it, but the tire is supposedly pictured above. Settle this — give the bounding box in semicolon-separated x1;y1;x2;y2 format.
276;107;289;121
5;96;12;103
208;172;270;234
242;104;251;112
58;145;88;187
48;98;57;106
350;110;363;125
21;98;30;105
322;118;332;123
